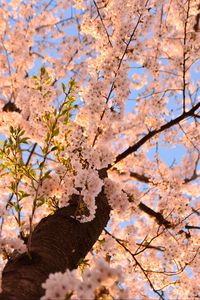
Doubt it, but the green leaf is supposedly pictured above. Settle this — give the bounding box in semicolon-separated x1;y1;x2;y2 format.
50;146;58;152
9;126;14;134
42;170;52;181
38;161;44;169
36;86;42;92
53;127;59;136
18;191;30;200
9;181;16;193
43;91;51;98
44;78;52;85
40;67;46;76
36;197;45;208
18;129;25;137
77;258;90;272
98;238;105;245
20;137;29;144
14;203;22;213
61;82;66;92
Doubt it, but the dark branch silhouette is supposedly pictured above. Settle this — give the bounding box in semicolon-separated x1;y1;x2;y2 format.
2;101;21;113
108;102;200;167
193;5;200;32
138;202;172;228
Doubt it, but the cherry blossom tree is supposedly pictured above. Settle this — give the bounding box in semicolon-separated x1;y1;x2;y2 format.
0;0;199;299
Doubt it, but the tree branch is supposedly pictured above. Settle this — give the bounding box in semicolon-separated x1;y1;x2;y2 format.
109;102;200;167
130;171;150;183
93;0;112;47
138;202;172;229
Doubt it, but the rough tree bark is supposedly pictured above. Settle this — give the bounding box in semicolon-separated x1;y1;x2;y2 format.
0;169;110;300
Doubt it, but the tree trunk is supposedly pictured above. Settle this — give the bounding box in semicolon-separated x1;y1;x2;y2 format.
0;170;110;300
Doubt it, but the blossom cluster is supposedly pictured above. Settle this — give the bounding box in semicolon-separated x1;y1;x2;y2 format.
0;236;26;255
41;258;127;300
104;178;129;212
73;168;103;222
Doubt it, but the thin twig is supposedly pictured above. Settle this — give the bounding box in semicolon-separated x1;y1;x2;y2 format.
93;0;112;47
92;0;150;147
182;0;191;113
